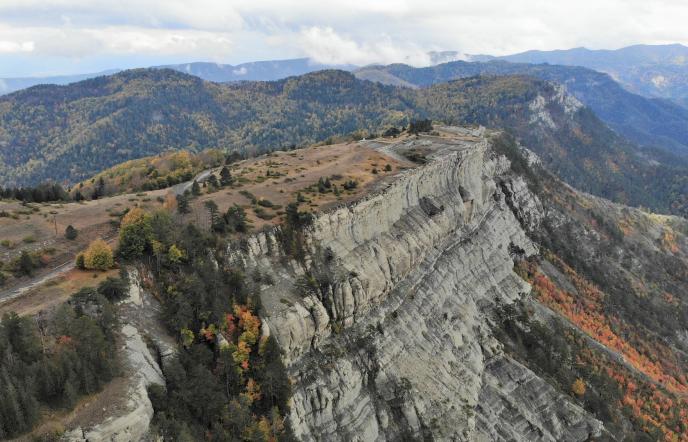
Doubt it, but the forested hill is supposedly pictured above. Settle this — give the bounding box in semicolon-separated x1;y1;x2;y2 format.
355;60;688;156
0;69;686;216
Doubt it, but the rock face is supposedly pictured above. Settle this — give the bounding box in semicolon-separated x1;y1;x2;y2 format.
242;129;603;441
64;270;171;442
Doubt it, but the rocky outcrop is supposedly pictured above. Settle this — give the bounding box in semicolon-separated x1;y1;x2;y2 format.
64;270;172;442
475;355;602;441
242;130;603;441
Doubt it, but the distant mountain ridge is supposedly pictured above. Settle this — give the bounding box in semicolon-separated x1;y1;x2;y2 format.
0;69;120;95
0;68;686;216
0;59;353;96
355;60;688;156
474;44;688;107
158;58;356;82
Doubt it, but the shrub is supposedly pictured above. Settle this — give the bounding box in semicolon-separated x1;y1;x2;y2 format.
98;276;128;301
408;118;433;134
75;253;85;270
342;180;358;190
83;239;114;270
65;225;78;240
384;164;392;172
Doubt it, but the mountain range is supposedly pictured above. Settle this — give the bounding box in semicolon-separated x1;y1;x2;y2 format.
355;60;688;156
1;68;686;217
475;44;688;107
0;59;353;96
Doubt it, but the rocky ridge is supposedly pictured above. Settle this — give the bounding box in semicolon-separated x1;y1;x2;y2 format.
230;128;603;441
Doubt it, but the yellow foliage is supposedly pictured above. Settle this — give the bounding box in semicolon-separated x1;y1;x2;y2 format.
572;378;586;397
83;239;114;270
121;207;147;228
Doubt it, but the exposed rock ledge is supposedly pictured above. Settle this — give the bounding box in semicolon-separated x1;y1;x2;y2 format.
64;270;170;442
236;130;603;441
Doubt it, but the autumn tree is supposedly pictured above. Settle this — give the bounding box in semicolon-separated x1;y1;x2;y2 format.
572;378;586;397
83;239;114;270
118;207;152;259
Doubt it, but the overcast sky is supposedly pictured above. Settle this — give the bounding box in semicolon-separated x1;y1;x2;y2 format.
0;0;687;77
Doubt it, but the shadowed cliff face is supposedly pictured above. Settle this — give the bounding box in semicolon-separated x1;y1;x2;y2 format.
228;128;603;441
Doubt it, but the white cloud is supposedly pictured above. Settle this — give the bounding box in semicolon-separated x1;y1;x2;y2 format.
1;0;688;76
299;26;432;66
0;40;34;53
0;24;232;58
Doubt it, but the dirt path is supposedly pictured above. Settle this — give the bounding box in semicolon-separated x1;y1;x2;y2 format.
0;231;117;305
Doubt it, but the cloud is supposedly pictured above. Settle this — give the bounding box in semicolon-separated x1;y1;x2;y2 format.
1;0;688;76
0;40;34;53
299;26;432;66
232;66;248;75
0;24;232;58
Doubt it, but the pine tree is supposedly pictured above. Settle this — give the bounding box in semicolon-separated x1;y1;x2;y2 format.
65;225;78;240
220;166;233;186
191;180;201;196
176;194;190;214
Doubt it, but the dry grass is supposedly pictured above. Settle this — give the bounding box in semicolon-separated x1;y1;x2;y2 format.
187;142;415;229
0;268;118;317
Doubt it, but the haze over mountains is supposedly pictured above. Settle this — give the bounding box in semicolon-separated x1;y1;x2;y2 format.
476;44;688;107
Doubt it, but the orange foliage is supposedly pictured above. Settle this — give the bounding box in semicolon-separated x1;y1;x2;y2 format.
519;258;688;397
571;378;586;396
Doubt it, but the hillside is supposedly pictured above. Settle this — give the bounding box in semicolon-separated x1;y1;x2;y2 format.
0;69;686;217
355;60;688;155
1;128;687;440
479;43;688;108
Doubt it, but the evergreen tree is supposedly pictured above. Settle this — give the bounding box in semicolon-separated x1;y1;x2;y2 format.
220;166;233;186
176;194;190;214
191;180;201;196
65;225;78;240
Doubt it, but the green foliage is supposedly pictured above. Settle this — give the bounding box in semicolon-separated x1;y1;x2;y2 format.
4;251;43;277
0;294;118;439
97;276;128;301
219;166;233;187
176;194;190;214
74;149;224;197
118;209;153;260
75;253;85;270
117;207;294;439
64;224;78;240
408;118;433;134
224;205;248;233
191;180;201;196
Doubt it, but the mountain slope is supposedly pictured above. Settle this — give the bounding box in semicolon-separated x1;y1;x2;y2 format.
355;60;688;155
483;43;688;107
0;69;686;216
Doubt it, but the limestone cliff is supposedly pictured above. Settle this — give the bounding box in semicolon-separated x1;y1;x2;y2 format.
233;129;603;441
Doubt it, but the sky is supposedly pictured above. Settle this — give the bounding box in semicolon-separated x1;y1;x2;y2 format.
0;0;687;77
